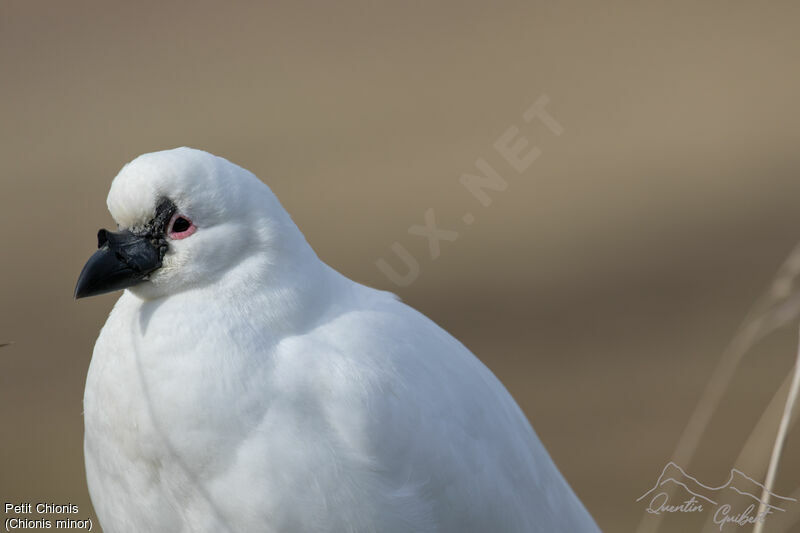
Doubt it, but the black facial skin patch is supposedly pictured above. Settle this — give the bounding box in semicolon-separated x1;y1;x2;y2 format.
123;197;178;265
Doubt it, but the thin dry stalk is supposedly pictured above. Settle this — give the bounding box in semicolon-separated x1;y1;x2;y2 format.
637;242;800;533
698;371;797;533
752;326;800;533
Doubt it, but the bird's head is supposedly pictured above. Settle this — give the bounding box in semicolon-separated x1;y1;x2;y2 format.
75;147;307;300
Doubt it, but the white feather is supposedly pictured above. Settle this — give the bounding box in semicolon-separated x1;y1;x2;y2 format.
83;147;599;533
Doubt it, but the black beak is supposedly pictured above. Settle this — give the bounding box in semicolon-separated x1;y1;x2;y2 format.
74;229;163;299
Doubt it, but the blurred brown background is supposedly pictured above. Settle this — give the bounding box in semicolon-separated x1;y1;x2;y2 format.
2;2;800;531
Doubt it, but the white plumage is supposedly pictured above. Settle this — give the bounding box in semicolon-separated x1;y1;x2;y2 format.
81;148;599;532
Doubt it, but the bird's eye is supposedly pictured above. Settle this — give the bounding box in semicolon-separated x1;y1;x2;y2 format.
172;217;190;232
167;213;196;240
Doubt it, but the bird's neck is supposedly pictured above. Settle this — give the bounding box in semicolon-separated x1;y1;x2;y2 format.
208;241;342;337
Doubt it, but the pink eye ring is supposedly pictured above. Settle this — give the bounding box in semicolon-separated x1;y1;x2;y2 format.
167;213;196;240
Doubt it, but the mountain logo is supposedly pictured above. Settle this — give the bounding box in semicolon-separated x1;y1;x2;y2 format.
637;462;797;529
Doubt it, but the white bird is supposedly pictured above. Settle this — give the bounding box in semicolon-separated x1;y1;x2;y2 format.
75;148;599;533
